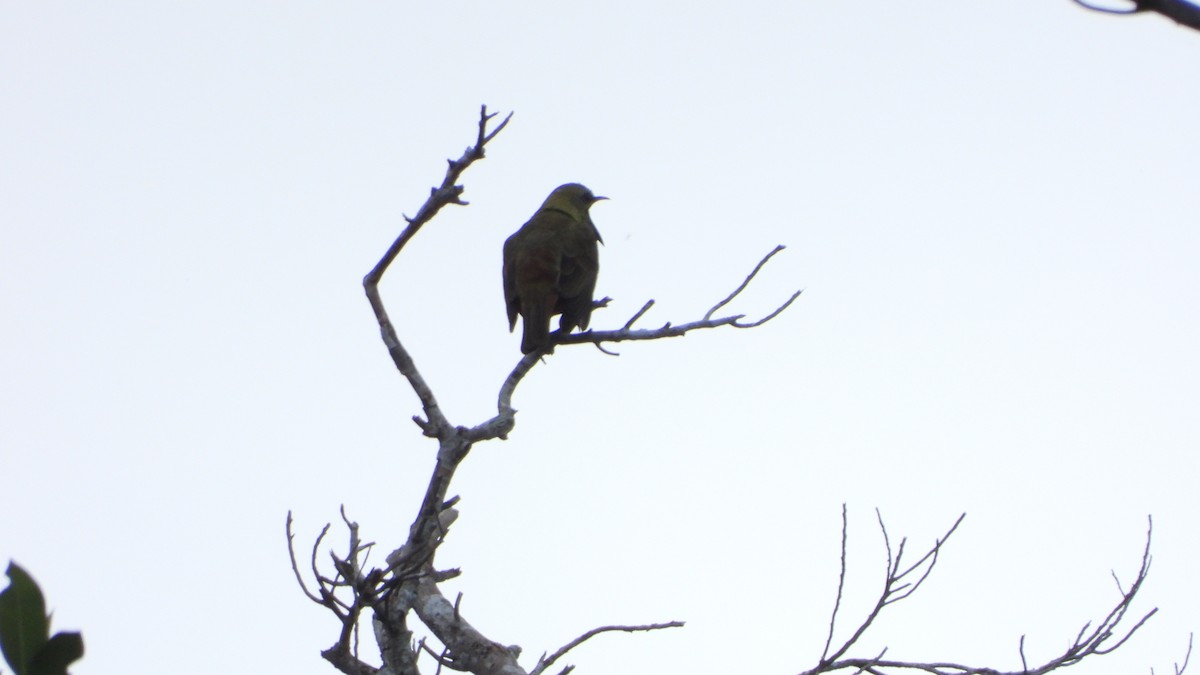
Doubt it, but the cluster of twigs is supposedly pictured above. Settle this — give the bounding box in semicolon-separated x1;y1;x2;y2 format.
802;510;1190;675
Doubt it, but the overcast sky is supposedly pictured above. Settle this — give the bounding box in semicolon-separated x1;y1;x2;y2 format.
2;2;1198;674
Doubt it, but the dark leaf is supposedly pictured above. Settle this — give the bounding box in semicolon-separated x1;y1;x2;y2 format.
28;632;84;675
0;562;51;675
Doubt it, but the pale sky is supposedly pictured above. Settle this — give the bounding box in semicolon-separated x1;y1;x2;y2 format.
2;2;1198;674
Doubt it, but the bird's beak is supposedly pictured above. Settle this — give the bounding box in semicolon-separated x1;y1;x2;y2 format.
592;195;609;203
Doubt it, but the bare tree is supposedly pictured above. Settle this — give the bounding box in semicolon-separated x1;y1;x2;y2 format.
287;106;1186;675
1070;0;1200;31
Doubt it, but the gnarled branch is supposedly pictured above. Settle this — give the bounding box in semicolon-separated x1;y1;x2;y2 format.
363;104;512;439
290;105;734;675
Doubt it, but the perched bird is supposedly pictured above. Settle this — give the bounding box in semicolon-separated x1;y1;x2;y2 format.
503;183;606;354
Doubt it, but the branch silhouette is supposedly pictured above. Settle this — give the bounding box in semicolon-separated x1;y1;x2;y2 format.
1070;0;1200;31
288;104;785;674
801;513;1186;675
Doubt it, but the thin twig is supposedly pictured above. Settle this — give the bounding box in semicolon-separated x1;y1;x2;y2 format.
889;514;964;605
1175;633;1193;675
418;639;465;674
286;511;324;603
734;289;803;328
1070;0;1142;13
531;621;685;675
623;300;656;329
821;504;850;663
705;245;786;320
559;246;798;345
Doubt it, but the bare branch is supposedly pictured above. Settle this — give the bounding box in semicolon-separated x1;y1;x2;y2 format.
803;513;1171;675
735;288;804;328
287;511;324;604
319;646;379;675
1071;0;1144;13
289;506;392;675
1070;0;1200;30
593;342;621;356
888;514;964;605
622;300;656;330
362;105;511;439
554;246;800;349
457;245;800;441
811;511;965;672
705;244;786;320
821;504;850;663
420;639;468;673
530;621;685;675
1175;633;1194;675
311;524;335;602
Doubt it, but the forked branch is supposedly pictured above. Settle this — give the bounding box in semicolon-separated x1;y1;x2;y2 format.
529;622;686;675
363;104;512;439
482;245;801;428
811;508;965;672
555;244;801;349
803;513;1182;675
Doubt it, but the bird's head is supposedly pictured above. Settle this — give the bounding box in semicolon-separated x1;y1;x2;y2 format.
540;183;607;242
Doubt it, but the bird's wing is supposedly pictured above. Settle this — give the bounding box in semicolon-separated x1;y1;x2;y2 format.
502;235;521;330
555;219;600;298
506;214;566;305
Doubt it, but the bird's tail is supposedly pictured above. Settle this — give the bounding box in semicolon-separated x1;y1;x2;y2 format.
520;298;553;354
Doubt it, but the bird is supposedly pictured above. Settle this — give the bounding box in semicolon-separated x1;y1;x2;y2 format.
503;183;606;354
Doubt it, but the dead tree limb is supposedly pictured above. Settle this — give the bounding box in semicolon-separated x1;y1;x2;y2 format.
363;104;512;439
801;513;1182;675
554;245;802;348
483;244;801;429
288;105;764;675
